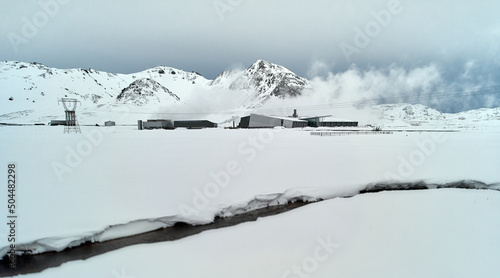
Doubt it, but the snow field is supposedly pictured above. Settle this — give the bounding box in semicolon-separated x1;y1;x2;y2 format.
0;126;499;258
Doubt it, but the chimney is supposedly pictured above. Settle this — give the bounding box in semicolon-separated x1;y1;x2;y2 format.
292;109;298;118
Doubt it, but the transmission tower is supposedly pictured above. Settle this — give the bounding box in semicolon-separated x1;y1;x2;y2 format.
58;98;81;134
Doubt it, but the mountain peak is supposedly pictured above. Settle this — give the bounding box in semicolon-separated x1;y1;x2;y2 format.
247;59;294;75
227;59;308;103
116;78;180;106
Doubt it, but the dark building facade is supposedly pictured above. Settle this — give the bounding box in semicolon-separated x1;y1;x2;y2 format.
49;120;67;126
238;114;308;128
238;113;358;128
142;119;174;130
174;120;217;129
300;116;358;127
319;120;358;127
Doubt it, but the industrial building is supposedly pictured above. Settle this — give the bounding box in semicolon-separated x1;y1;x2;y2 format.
319;117;358;127
174;120;217;129
300;116;358;127
238;114;308;128
138;119;217;130
139;119;174;130
49;120;67;126
238;109;358;129
137;109;357;130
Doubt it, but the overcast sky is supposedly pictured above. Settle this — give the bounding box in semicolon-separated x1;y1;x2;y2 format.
2;0;500;111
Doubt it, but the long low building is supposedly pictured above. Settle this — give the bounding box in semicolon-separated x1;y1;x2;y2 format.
300;116;358;127
319;117;358;127
174;120;217;129
239;110;358;129
138;119;217;130
239;114;308;128
49;120;67;126
141;119;174;130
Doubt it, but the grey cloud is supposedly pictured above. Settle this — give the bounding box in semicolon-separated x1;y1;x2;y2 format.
1;0;499;111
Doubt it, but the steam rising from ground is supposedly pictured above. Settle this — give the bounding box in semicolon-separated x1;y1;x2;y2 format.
154;61;499;124
260;61;499;120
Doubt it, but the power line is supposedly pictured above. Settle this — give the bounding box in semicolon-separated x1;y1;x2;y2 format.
255;85;500;113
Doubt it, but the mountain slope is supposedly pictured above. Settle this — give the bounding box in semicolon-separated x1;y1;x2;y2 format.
374;104;446;122
116;78;180;106
208;60;309;109
1;60;499;127
0;61;212;123
0;60;312;122
225;60;308;102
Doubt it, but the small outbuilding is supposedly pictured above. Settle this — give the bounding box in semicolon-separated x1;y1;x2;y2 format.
104;121;116;126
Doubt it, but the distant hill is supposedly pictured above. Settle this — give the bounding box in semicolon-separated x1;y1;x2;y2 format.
1;60;499;128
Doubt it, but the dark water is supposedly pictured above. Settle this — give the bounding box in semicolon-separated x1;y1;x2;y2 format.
0;201;310;277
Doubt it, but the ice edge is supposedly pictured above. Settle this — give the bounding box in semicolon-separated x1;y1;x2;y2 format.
1;180;499;259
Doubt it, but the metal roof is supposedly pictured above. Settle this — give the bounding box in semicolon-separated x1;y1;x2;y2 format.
299;115;357;122
299;115;333;120
250;114;307;122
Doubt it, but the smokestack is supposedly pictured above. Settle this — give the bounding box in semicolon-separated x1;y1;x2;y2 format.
292;109;298;118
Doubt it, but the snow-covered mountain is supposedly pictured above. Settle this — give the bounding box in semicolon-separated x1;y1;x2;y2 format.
374;103;500;122
1;60;499;127
0;60;310;123
208;60;308;108
116;78;180;106
216;60;308;102
452;107;500;121
370;103;500;128
0;61;208;120
374;104;447;122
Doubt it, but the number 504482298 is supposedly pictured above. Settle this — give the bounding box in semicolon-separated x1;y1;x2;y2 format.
8;164;16;214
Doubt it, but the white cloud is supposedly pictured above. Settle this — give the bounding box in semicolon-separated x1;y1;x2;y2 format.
262;62;498;114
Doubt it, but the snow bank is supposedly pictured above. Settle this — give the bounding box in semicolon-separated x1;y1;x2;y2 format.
362;180;500;193
2;181;498;260
17;188;500;278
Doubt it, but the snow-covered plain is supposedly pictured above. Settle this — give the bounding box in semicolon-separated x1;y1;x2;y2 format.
1;123;500;261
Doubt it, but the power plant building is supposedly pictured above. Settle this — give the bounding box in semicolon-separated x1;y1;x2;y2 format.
138;119;217;130
49;120;67;126
141;119;174;130
174;120;218;129
238;114;308;128
300;116;358;127
239;110;358;129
